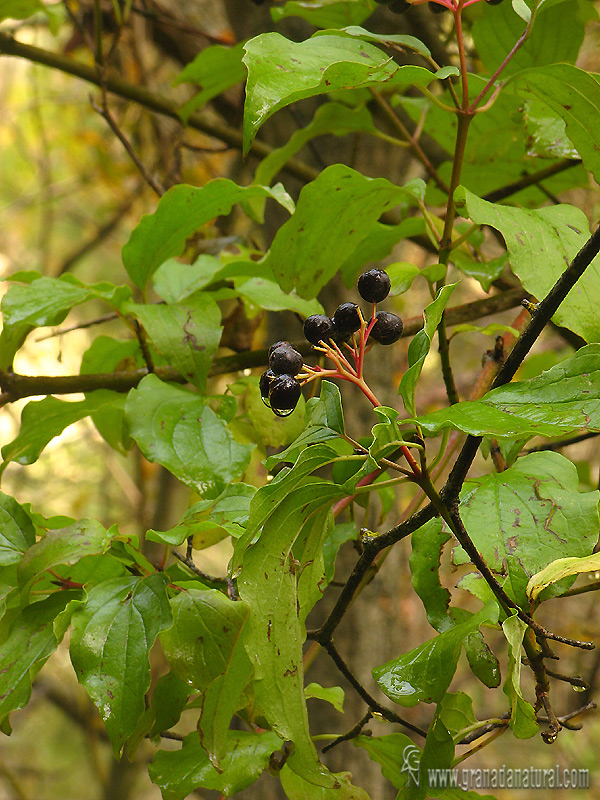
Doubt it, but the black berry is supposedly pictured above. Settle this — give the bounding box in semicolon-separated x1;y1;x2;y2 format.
389;0;411;12
268;340;289;357
487;0;505;4
332;303;361;335
259;369;276;401
369;311;404;345
428;1;447;11
358;269;391;304
269;344;303;376
269;374;302;416
304;314;336;345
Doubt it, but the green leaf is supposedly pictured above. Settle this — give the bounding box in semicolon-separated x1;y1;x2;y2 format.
271;0;374;28
160;588;253;769
412;344;600;439
0;0;61;31
236;463;345;786
235;277;323;316
438;692;478;740
269;381;346;466
523;97;578;160
410;519;452;632
125;375;253;498
472;0;584;77
457;452;598;605
502;614;538;738
242;33;437;153
17;519;116;586
0;492;35;566
514;64;600;185
304;682;344;713
152;255;222;303
512;0;531;21
280;764;371;800
174;43;246;120
0;276;130;369
317;26;431;59
387;262;420;296
340;218;426;287
147;484;255;547
149;730;282;800
399;284;458;417
80;337;142;453
125;292;222;392
409;521;501;689
70;573;172;755
1;393;124;471
372;604;499;707
527;552;600;601
457;187;600;341
264;165;422;299
121;181;294;289
255;102;375;190
0;591;79;719
354;733;419;792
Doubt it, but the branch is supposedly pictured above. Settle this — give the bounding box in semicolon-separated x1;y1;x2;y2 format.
314;638;427;737
0;31;319;185
442;222;600;507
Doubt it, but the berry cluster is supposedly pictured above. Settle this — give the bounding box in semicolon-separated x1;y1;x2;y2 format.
260;269;404;416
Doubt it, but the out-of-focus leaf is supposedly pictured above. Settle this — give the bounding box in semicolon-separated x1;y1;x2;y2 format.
122;181;294;289
472;0;584;77
147;484;255;547
70;573;172;755
1;393;123;471
255;102;374;190
175;43;246;120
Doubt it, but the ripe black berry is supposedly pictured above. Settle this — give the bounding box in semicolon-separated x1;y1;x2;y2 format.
259;369;276;401
304;314;336;345
269;375;302;416
268;340;289;357
269;344;303;376
332;303;361;335
487;0;505;4
428;1;447;11
358;269;391;304
369;311;404;345
389;0;411;12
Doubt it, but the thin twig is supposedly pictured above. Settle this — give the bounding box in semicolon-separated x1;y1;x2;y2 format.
171;549;228;588
322;711;373;753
